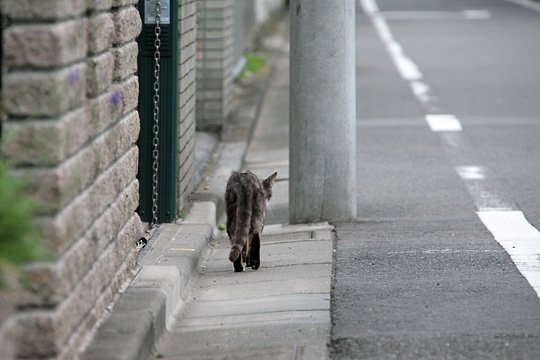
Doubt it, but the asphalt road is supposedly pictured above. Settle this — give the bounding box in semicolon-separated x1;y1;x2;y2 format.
331;0;540;358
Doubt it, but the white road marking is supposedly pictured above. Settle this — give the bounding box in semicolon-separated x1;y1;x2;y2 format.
378;10;491;20
388;249;505;255
360;0;379;14
425;114;463;132
363;0;423;81
457;165;539;295
410;81;432;103
478;211;540;298
456;166;486;180
455;166;514;211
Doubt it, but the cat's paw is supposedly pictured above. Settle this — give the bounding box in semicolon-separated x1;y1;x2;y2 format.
233;258;244;272
246;256;252;267
250;260;260;270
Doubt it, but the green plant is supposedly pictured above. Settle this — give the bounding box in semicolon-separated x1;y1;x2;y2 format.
0;162;48;273
238;52;266;81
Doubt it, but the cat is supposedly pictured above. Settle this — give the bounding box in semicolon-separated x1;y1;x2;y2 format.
225;170;277;272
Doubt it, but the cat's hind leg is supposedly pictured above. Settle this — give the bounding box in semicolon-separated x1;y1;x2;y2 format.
245;233;253;267
249;232;261;270
226;207;241;272
232;233;248;273
242;241;248;265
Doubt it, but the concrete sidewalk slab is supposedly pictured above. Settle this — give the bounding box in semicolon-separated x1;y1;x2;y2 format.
196;276;332;301
152;225;334;360
154;325;327;360
207;239;331;271
186;293;330;318
199;262;332;286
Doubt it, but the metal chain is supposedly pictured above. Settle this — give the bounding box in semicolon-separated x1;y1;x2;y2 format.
151;0;162;227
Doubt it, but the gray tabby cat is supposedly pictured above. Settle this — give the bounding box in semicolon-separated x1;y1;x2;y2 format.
225;170;277;272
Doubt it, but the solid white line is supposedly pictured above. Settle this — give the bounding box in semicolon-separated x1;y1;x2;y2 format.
478;211;540;241
425;114;463;132
478;211;540;298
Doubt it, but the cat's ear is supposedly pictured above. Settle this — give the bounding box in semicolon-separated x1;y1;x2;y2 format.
263;172;278;189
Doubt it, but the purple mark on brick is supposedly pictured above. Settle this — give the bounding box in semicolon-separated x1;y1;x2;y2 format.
67;68;81;83
110;91;123;108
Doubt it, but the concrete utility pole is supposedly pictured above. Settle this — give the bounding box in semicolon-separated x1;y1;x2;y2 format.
289;0;357;223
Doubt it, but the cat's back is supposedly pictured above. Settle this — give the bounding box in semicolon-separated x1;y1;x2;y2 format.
226;171;262;194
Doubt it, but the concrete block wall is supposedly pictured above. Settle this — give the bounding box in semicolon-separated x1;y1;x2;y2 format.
177;0;197;212
0;282;16;360
0;0;143;358
233;0;248;78
196;0;234;130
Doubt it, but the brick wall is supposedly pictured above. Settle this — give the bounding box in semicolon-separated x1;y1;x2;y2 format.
196;0;234;130
177;0;197;212
0;0;143;358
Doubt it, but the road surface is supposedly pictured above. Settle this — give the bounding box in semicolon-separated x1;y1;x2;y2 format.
332;0;540;358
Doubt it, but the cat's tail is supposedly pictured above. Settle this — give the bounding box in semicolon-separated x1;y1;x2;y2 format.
229;189;252;262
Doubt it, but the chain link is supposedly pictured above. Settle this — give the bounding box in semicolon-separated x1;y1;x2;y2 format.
151;0;162;227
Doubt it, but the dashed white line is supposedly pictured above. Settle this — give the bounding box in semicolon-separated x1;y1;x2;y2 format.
455;165;514;211
425;114;463;132
363;0;540;301
360;0;379;14
363;0;423;81
456;166;486;180
410;81;432;103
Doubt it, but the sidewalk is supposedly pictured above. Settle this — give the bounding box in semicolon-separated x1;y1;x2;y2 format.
153;222;333;360
84;11;334;360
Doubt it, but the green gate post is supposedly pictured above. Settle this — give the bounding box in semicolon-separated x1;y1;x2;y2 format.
137;0;178;223
0;13;3;139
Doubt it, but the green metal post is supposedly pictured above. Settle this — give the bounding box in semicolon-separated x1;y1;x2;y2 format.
137;0;178;223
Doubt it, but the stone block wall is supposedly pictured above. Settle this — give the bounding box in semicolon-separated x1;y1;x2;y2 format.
0;284;16;360
196;0;234;130
177;0;197;212
0;0;143;358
